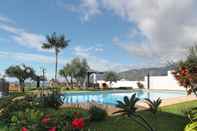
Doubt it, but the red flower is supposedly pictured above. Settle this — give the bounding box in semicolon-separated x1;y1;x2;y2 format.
72;118;84;129
41;116;50;124
48;127;56;131
21;127;28;131
73;112;79;116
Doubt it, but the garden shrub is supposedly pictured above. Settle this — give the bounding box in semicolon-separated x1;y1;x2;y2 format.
89;106;107;121
184;107;197;131
7;107;89;131
42;93;65;109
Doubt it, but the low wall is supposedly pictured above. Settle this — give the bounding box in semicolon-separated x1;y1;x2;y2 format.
97;71;185;91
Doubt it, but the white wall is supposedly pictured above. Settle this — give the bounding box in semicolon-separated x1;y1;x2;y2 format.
144;71;185;90
97;71;185;90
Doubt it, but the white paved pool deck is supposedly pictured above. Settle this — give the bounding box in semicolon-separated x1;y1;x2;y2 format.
61;95;197;116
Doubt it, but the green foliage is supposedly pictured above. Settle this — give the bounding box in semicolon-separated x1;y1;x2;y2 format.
42;32;69;52
185;107;197;131
174;45;197;96
113;94;153;131
113;94;139;117
42;93;64;109
10;108;44;130
104;71;119;86
145;98;162;114
89;106;107;121
5;64;35;92
42;32;69;80
185;122;197;131
59;57;90;87
6;64;35;80
0;96;38;124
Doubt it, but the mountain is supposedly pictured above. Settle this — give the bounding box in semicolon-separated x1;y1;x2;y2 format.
119;64;176;81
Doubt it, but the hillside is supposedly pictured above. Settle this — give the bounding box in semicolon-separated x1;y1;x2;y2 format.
119;65;176;81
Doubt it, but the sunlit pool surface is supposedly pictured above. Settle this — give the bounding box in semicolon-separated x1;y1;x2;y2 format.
63;89;186;106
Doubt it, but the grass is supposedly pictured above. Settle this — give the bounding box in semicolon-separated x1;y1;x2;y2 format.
88;100;197;131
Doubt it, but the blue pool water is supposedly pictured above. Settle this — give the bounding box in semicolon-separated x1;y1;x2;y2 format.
63;89;186;106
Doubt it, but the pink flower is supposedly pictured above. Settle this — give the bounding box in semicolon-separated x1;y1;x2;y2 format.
72;118;84;129
41;116;50;124
21;127;28;131
48;127;56;131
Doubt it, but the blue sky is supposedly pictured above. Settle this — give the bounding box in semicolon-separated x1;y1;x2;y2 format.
0;0;197;79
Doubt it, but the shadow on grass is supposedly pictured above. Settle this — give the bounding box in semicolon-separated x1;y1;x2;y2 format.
88;111;188;131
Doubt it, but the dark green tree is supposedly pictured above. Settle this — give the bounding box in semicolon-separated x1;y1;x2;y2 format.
59;63;74;88
42;32;69;80
104;71;119;87
59;57;89;88
5;64;35;92
72;58;89;87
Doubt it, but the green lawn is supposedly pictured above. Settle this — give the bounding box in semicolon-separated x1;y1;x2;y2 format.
88;100;197;131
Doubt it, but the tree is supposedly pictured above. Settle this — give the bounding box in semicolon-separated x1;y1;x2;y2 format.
59;63;74;88
59;57;89;88
104;71;119;87
5;64;35;92
31;74;46;88
172;45;197;96
71;58;89;87
42;32;69;80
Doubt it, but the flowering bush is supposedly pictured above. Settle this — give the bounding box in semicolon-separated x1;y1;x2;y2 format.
172;66;197;95
8;108;89;131
72;118;84;129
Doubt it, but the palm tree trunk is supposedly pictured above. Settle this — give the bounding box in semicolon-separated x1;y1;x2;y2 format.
130;116;150;131
134;114;154;131
55;51;58;81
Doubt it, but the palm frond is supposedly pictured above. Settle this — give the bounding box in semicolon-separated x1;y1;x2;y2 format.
42;43;53;49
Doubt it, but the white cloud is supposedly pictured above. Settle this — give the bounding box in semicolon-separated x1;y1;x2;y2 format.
0;51;64;64
12;32;46;51
0;15;14;24
73;46;104;54
72;0;197;65
65;0;101;22
105;0;197;64
73;46;141;72
0;17;46;52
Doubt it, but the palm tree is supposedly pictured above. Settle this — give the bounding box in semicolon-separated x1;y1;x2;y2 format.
113;94;154;131
42;32;69;80
145;98;162;115
145;98;162;131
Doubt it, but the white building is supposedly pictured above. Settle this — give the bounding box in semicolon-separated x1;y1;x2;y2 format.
97;71;185;90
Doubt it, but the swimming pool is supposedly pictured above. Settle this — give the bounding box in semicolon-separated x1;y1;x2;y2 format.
63;89;186;106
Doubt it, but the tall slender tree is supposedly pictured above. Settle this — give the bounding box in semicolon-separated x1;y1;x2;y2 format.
42;32;69;80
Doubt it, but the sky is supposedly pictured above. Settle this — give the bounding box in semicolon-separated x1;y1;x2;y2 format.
0;0;197;79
